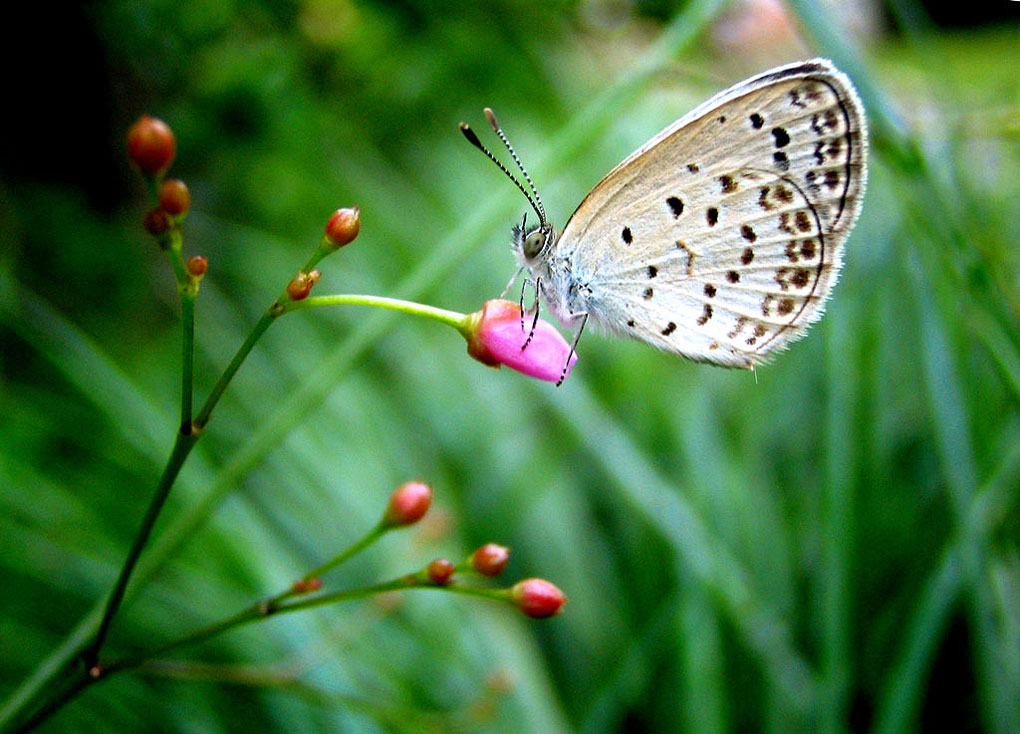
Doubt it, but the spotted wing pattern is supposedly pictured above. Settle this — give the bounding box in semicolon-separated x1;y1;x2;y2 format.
551;59;868;367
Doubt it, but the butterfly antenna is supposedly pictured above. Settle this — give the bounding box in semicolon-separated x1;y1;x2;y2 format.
460;117;546;226
483;108;547;225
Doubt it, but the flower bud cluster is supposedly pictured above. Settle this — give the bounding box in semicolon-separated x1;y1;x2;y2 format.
374;484;565;618
127;116;196;261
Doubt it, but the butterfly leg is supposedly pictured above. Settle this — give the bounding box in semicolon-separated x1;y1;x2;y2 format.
499;265;525;299
557;313;588;386
521;277;541;350
517;278;529;332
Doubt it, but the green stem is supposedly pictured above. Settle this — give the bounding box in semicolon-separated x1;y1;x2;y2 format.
266;523;389;608
85;291;457;668
9;292;288;729
86;223;203;668
84;430;199;667
84;292;459;668
6;670;92;734
8;570;510;732
299;524;388;586
281;294;469;333
180;290;196;427
103;576;510;677
193;309;278;430
278;578;509;615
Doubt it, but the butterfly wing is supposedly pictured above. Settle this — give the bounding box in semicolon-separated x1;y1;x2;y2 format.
550;58;868;367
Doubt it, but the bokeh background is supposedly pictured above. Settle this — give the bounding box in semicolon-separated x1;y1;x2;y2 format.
2;0;1019;731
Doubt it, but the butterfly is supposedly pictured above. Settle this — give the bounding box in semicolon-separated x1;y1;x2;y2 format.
461;58;868;383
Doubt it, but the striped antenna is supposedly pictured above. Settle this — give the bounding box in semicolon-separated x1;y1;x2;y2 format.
459;111;546;226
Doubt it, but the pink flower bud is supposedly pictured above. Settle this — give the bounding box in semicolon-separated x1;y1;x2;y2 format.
324;207;360;249
464;300;577;383
469;543;509;577
427;558;455;585
382;481;432;527
510;578;567;619
126;115;176;176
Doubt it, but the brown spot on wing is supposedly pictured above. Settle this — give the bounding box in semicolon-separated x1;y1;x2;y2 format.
791;268;811;288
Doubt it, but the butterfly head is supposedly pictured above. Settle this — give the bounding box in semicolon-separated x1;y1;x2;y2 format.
461;108;554;263
512;217;555;263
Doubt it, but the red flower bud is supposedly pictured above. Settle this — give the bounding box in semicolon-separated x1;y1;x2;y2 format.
324;207;360;249
143;208;171;236
286;271;314;301
427;558;455;585
158;179;191;216
381;481;432;527
292;576;322;594
126;115;176;176
469;543;510;577
187;255;208;277
510;578;566;619
464;300;577;383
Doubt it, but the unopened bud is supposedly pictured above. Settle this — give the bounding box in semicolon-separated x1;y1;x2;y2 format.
187;255;208;278
427;558;455;585
510;578;566;619
286;271;314;301
469;543;510;577
158;179;191;216
381;481;432;527
126;115;176;176
143;208;171;236
292;577;320;594
324;207;360;249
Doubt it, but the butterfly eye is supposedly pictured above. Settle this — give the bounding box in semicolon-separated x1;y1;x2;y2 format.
523;229;546;260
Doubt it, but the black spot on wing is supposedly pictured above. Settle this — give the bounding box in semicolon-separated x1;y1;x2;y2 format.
666;196;684;218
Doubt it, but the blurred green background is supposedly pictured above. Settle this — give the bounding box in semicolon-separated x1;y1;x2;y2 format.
2;0;1019;731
